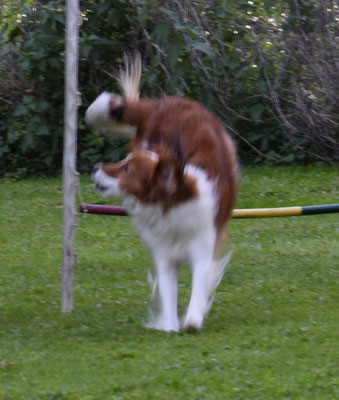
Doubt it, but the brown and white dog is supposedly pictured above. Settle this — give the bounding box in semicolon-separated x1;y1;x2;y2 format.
86;56;239;332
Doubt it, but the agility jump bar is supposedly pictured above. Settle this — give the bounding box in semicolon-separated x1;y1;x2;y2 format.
79;203;339;219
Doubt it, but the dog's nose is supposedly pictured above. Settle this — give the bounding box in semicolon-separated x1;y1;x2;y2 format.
92;163;102;174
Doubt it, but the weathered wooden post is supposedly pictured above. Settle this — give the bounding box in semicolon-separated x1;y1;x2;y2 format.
62;0;80;312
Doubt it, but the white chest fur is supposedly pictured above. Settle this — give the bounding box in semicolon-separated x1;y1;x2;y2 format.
123;165;218;262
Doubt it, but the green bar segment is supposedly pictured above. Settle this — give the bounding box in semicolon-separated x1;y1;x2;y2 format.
301;204;339;215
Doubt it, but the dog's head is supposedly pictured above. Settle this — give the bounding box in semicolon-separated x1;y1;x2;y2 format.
92;147;196;208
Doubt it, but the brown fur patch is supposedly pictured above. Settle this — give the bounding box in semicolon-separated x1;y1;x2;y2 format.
118;96;239;236
107;95;239;244
102;149;198;210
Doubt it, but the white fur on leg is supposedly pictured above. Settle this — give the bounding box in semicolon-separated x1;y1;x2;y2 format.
183;261;211;331
145;256;179;332
183;237;214;331
183;251;232;331
144;270;160;328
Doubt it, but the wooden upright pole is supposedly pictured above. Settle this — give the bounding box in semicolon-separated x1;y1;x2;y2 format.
62;0;80;312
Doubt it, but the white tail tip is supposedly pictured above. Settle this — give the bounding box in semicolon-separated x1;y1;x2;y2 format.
85;92;112;128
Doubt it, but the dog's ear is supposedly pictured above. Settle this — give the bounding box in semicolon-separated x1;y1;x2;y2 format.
171;134;186;176
149;148;185;204
151;158;179;200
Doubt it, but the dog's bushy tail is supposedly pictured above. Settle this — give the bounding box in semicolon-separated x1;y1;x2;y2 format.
85;54;141;136
117;53;141;102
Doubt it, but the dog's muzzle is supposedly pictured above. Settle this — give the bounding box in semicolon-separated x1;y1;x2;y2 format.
95;183;109;193
92;163;108;193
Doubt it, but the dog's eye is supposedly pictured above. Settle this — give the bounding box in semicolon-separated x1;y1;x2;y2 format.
123;164;131;174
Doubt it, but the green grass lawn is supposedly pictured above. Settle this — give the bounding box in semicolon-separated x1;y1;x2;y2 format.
0;166;338;400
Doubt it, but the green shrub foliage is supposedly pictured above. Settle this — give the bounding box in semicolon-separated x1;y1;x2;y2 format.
0;0;338;176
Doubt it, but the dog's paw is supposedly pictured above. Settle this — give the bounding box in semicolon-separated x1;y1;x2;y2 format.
183;324;202;334
182;315;203;332
145;317;179;333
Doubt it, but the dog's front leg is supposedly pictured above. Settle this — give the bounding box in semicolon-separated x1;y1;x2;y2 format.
151;253;179;332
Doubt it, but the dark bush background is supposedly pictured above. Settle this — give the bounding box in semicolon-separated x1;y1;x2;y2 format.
0;0;338;177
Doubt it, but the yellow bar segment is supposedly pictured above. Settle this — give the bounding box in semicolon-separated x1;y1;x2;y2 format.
232;206;303;218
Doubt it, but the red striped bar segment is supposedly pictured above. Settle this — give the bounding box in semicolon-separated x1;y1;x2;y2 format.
79;204;128;216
